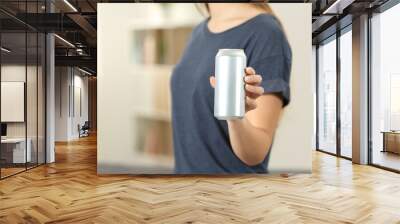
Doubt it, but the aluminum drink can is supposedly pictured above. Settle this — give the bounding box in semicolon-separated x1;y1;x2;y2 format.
214;49;246;120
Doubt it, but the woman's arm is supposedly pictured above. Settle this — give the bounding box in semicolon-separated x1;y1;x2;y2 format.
210;67;283;166
227;94;282;166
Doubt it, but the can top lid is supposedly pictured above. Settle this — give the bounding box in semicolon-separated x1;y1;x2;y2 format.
218;49;245;56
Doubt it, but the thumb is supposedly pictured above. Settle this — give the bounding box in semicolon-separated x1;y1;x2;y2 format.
210;76;216;88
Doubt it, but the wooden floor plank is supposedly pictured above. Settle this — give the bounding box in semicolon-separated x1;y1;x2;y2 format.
0;134;399;223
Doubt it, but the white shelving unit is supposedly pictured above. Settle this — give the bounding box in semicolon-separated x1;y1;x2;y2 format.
127;5;203;171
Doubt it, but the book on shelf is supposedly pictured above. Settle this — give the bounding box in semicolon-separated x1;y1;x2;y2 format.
132;27;193;65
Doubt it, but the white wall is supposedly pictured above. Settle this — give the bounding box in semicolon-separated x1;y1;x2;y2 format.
55;67;69;141
1;82;25;122
55;67;89;141
98;3;313;174
72;74;89;137
268;4;313;173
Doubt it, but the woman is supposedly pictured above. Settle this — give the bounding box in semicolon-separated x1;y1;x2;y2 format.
171;3;292;174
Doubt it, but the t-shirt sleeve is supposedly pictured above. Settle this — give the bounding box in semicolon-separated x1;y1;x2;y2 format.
245;16;292;107
250;54;292;107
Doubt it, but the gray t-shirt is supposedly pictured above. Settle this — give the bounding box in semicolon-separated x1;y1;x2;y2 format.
171;14;292;174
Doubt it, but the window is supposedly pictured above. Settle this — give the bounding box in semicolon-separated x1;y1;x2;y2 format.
340;29;352;158
0;1;47;179
371;2;400;171
390;74;400;131
317;37;337;154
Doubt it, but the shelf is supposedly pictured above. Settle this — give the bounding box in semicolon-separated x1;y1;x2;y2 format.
133;107;171;122
131;153;174;172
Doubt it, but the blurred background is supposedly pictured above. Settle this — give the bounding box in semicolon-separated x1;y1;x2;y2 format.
97;3;313;174
98;4;204;173
130;5;202;164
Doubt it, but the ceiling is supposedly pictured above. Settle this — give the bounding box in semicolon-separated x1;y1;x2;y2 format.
0;0;393;74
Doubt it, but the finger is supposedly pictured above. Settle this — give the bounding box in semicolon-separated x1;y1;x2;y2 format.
210;76;216;88
244;74;262;84
245;84;264;96
245;67;256;76
246;96;257;111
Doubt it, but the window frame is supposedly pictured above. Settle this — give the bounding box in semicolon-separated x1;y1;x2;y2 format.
315;24;353;160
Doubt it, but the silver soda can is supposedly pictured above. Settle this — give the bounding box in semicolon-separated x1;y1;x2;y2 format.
214;49;246;120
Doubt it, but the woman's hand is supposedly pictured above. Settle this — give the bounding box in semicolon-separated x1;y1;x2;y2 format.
209;67;264;113
210;67;283;166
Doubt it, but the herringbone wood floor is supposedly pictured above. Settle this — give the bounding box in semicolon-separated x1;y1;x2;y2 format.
1;134;400;224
